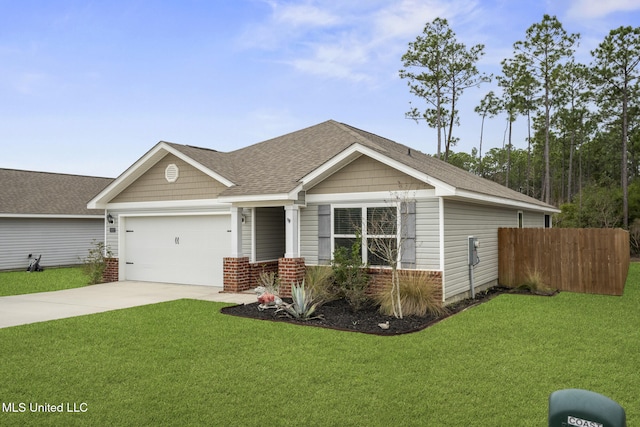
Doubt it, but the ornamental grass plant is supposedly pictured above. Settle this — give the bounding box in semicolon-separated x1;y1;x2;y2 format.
374;269;447;317
304;265;336;306
517;267;556;295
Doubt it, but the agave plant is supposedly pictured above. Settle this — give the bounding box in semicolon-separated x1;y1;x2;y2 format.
278;280;322;320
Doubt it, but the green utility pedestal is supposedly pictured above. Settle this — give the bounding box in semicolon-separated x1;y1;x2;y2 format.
549;389;625;427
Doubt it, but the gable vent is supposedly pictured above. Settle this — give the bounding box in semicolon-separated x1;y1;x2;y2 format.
165;164;179;183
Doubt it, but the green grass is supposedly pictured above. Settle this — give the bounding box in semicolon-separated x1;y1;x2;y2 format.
1;265;638;426
0;267;89;296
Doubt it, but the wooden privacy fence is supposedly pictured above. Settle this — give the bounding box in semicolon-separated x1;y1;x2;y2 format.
498;228;630;295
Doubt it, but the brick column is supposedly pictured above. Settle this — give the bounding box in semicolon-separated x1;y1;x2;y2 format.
102;258;119;283
223;257;251;292
278;257;305;297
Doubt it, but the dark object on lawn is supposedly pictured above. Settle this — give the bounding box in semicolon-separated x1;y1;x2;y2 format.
27;254;43;272
548;388;626;427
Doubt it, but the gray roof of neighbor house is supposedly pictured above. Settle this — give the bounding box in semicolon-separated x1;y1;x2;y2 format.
0;169;114;216
166;120;556;210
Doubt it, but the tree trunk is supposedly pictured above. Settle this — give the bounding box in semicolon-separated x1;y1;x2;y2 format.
445;87;457;162
506;116;512;188
622;79;629;229
436;91;442;159
479;113;485;175
526;111;532;196
544;80;551;204
568;128;575;202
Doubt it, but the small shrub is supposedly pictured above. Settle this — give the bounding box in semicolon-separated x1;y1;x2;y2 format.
82;240;113;285
304;265;337;306
374;270;447;317
257;271;280;295
331;239;370;311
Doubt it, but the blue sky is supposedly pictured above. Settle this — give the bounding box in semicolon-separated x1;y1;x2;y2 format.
2;0;640;178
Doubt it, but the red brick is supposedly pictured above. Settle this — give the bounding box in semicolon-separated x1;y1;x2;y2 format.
102;258;119;283
223;257;251;292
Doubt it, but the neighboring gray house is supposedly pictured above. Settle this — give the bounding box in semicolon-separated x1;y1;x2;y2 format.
0;169;113;270
88;120;559;301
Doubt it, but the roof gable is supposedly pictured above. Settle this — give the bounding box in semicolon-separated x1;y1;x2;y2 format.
111;153;228;203
88;142;234;208
307;154;434;195
0;169;113;216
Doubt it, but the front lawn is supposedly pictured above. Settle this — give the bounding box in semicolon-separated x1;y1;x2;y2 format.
0;267;89;296
0;264;638;426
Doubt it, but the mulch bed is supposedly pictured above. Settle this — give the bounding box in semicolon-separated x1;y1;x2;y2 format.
221;286;558;335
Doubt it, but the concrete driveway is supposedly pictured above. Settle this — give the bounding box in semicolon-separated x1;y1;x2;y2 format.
0;281;256;329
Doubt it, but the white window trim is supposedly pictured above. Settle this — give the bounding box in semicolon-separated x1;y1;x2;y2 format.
517;210;524;228
331;203;401;266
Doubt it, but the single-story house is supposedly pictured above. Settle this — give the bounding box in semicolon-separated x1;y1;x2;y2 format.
0;169;114;270
88;120;559;301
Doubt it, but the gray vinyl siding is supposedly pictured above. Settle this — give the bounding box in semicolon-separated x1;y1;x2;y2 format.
255;207;285;261
415;199;440;270
307;155;433;194
523;210;545;228
300;204;319;265
0;217;104;270
105;206;231;258
442;200;515;300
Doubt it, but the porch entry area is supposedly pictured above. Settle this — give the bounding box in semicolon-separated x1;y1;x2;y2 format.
224;205;305;296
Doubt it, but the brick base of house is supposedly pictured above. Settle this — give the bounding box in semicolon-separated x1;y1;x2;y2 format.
223;257;306;297
249;260;279;287
223;257;251;292
277;257;305;297
224;257;447;304
103;258;119;283
223;258;281;293
366;268;443;302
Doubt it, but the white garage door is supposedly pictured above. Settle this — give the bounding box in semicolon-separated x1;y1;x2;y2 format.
124;215;230;286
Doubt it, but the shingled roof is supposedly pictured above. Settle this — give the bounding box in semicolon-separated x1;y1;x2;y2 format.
165;120;555;210
0;169;114;216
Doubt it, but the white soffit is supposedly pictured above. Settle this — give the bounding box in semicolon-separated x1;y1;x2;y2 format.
450;190;560;213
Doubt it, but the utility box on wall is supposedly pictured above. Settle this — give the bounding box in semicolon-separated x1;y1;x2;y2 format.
549;389;626;427
468;236;479;266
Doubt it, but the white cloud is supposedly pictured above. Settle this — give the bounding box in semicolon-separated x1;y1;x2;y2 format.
289;57;370;82
568;0;640;19
270;1;340;27
373;0;477;41
238;0;342;49
240;0;484;82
